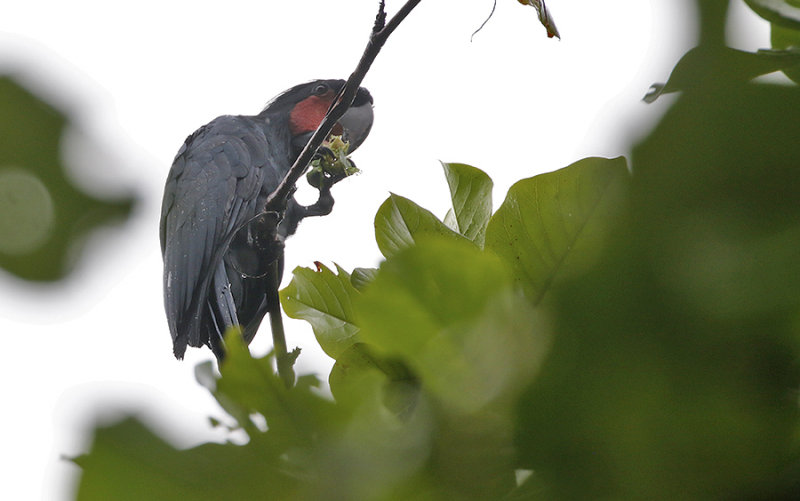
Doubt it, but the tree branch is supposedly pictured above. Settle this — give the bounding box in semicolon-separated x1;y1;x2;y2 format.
264;0;422;214
264;0;421;386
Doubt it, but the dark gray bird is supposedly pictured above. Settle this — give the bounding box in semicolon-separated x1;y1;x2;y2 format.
160;79;374;360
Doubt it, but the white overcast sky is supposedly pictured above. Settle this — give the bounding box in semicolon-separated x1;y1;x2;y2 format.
0;1;771;499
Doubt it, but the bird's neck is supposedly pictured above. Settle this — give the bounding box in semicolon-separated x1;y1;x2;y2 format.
257;111;297;174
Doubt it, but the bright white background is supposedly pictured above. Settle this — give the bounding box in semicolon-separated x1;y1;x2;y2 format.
0;1;770;499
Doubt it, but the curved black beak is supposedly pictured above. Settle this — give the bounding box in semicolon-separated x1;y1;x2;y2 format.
337;87;374;153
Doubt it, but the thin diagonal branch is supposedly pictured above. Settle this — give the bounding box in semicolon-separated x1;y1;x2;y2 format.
265;0;422;214
264;0;421;386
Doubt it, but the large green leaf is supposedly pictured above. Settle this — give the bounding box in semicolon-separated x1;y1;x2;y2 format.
516;77;800;500
485;156;628;305
746;0;800;29
644;46;800;102
0;76;135;281
360;237;511;352
374;193;467;258
357;237;548;412
214;332;341;446
280;263;361;359
219;333;436;501
771;22;800;82
74;418;297;501
441;162;493;247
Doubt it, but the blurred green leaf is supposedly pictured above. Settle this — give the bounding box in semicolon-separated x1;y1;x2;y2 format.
771;22;800;82
357;237;548;412
329;343;384;403
218;335;436;501
633;82;800;320
644;46;800;102
516;75;800;500
374;193;468;259
329;342;420;419
485;156;628;305
281;263;361;359
0;76;135;281
359;237;510;354
746;0;800;29
441;162;493;247
314;371;434;501
214;330;341;446
74;418;297;501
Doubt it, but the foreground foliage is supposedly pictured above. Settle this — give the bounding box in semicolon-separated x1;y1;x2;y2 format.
0;77;135;281
76;3;800;500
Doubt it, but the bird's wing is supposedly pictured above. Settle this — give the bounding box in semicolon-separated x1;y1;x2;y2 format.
160;116;284;358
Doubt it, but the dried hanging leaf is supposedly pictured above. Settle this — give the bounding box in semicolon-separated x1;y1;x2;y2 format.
472;0;561;41
518;0;560;39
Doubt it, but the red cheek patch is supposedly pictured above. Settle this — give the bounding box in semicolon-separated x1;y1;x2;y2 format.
289;92;335;136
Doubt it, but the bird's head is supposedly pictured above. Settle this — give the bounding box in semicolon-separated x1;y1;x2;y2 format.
261;79;374;157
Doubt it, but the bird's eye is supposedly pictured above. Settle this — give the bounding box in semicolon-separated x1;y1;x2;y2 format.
313;84;328;96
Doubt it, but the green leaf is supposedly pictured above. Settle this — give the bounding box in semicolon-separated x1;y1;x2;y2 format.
0;76;135;281
214;331;343;448
280;263;360;359
328;343;384;404
350;266;378;291
74;418;297;501
771;22;800;82
518;77;800;500
631;81;800;321
485;156;628;305
443;207;458;231
329;343;421;419
357;237;548;411
644;46;800;102
441;162;493;247
746;0;800;30
374;193;468;258
360;238;511;351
